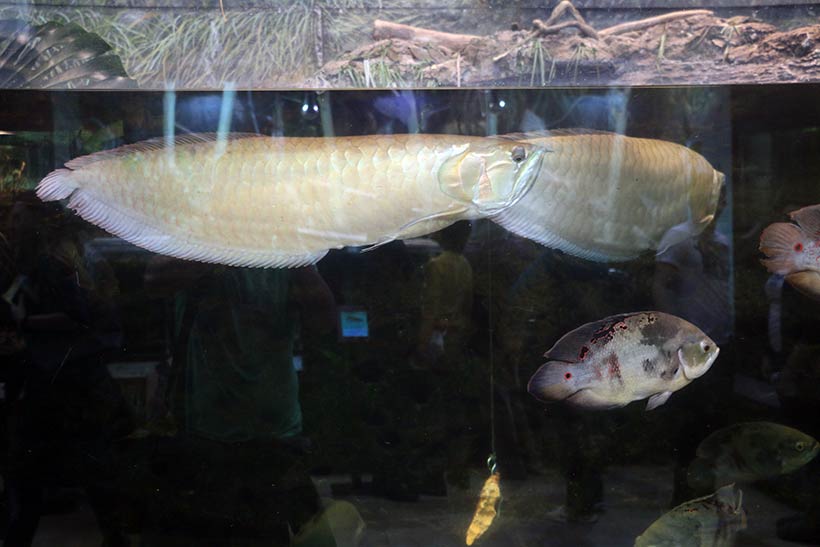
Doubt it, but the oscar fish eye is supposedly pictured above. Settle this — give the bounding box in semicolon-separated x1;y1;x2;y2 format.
511;146;527;164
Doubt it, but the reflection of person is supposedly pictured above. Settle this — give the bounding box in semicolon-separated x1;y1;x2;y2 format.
417;221;475;489
652;217;732;505
2;193;134;547
143;259;335;545
418;221;474;365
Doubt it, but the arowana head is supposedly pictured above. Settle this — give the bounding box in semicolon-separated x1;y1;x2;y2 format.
438;139;545;216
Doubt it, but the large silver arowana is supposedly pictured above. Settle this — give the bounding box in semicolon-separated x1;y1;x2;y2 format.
36;133;544;268
494;130;725;262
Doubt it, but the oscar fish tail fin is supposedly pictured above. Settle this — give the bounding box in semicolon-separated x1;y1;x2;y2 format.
760;222;807;275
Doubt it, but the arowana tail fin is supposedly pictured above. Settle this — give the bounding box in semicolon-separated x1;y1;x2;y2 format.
36;169;78;201
759;222;807;275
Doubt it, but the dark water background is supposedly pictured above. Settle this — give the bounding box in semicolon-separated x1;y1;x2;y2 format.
0;86;819;545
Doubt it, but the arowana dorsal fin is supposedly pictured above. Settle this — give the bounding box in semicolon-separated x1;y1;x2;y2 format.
65;132;263;170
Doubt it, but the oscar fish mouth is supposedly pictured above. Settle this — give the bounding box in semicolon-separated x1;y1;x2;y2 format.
679;346;720;381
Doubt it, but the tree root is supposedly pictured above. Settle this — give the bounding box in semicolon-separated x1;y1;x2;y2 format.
599;9;713;36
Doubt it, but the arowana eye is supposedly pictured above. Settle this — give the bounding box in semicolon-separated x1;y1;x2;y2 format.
511;146;527;163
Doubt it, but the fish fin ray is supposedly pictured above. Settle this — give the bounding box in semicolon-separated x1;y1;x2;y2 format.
645;391;673;411
360;237;395;253
498;128;618;142
790;204;820;237
491;206;631;262
65;132;262;170
66;189;325;268
543;313;638;361
759;222;806;274
361;207;469;252
36;168;77;201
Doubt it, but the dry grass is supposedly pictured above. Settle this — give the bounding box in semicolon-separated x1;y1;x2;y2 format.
0;1;397;88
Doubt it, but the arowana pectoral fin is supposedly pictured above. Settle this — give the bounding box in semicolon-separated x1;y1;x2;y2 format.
360;206;470;253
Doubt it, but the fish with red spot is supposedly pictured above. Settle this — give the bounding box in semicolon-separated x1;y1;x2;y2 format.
760;204;820;301
527;312;720;411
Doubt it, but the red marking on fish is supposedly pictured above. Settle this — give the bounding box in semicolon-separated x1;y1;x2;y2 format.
591;322;617;345
606;353;623;383
795;242;804;252
579;346;590;360
564;372;572;380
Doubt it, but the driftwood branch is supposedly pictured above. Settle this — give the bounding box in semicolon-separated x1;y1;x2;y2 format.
373;19;479;51
537;0;599;39
599;10;713;36
372;5;715;63
533;19;598;39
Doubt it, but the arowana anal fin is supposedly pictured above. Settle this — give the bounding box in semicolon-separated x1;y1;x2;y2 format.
37;170;325;269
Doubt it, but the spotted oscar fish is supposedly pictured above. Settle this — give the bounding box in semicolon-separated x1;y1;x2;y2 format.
760;204;820;300
687;422;819;493
494;130;725;262
527;311;719;411
36;133;544;268
635;484;746;547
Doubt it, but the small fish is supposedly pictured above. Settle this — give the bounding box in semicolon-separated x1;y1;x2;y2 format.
466;472;501;546
37;133;545;268
634;484;746;547
527;312;719;411
760;204;820;300
493;130;724;262
687;422;819;493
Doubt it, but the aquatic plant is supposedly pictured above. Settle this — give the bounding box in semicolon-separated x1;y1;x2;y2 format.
0;1;445;89
656;27;668;69
529;39;556;87
720;20;739;60
568;41;597;82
